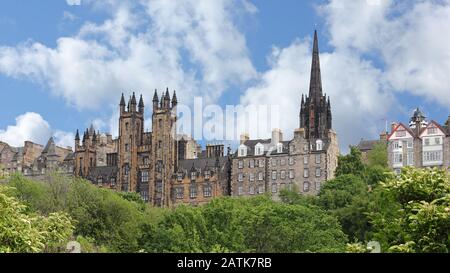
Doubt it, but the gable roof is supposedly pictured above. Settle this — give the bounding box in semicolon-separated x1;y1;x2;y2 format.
419;120;447;137
387;123;415;140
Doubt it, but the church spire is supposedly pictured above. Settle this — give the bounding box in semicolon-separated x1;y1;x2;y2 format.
309;30;323;101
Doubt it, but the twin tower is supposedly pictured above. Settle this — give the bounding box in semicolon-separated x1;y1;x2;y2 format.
75;88;178;207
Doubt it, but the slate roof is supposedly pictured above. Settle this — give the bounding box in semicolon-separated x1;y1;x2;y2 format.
88;166;119;179
357;139;381;152
235;139;290;156
178;156;229;172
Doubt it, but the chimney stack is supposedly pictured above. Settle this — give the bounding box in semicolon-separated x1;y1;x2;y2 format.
240;133;250;145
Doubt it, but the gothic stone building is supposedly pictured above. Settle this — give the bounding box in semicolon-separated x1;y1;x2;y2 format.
386;108;450;174
231;31;339;200
74;90;230;207
0;138;74;178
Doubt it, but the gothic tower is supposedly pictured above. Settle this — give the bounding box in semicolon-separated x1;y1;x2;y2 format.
300;30;332;145
118;92;144;192
150;88;177;207
74;126;97;178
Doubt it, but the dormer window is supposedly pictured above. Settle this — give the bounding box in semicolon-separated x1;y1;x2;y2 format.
177;173;183;181
239;145;247;157
204;170;211;179
277;143;283;153
255;143;264;156
316;140;323;151
191;171;196;180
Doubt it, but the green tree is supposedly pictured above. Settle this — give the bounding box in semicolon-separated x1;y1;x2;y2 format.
369;167;450;253
366;142;388;168
0;185;74;253
335;146;365;177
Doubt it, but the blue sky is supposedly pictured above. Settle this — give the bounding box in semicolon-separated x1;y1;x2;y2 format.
0;0;449;153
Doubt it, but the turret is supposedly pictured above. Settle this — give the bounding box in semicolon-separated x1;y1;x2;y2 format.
75;129;80;150
138;94;144;113
120;93;126;113
172;91;178;108
153;89;159;110
130;92;137;112
163;87;171;109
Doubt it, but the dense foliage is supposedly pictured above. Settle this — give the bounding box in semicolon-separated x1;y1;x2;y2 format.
1;142;448;253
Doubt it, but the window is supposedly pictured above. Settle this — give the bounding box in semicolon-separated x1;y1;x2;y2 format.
393;153;403;164
271;159;277;167
124;165;129;175
272;171;277;180
255;144;264;156
239;146;247;157
396;130;406;137
141;171;149;182
304;144;309;151
303;182;310;192
316;140;323;151
177;173;183;182
315;154;321;164
125;122;129;130
259;159;264;167
407;141;413;148
277;143;283;153
423;151;443;162
97;177;103;186
238;160;244;169
156;180;162;192
424;138;430;146
289;157;295;165
280;170;286;180
290;145;294;154
258;185;264;194
303;168;309;178
258;172;264;181
238;173;243;182
159;119;162;128
249;173;255;181
304;156;309;165
110;177;116;187
272;183;278;193
143;157;149;165
428;127;437;134
158;141;162;149
394;141;402;149
249;159;255;168
191;171;196;180
435;137;441;145
203;185;212;197
249;186;255;195
315;168;321;177
176;187;184;199
238;186;244;195
289;170;295;179
140;191;149;202
125;144;129;152
204;170;211;179
280;159;286;166
190;186;197;199
407;152;414;166
315;182;321;191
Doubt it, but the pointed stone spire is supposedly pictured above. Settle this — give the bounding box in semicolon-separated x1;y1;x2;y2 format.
172;90;178;107
75;129;80;141
165;87;170;99
138;94;144;108
120;93;125;106
92;130;97;143
131;92;137;105
309;30;323;101
153;89;159;110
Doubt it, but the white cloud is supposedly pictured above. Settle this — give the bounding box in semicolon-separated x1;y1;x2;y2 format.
66;0;81;6
0;112;74;150
321;0;450;107
0;0;256;110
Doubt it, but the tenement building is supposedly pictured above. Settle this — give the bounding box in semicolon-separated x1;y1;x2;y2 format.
386;108;450;174
231;30;339;199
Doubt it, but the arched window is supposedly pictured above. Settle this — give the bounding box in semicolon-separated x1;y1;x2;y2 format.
316;139;323;151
